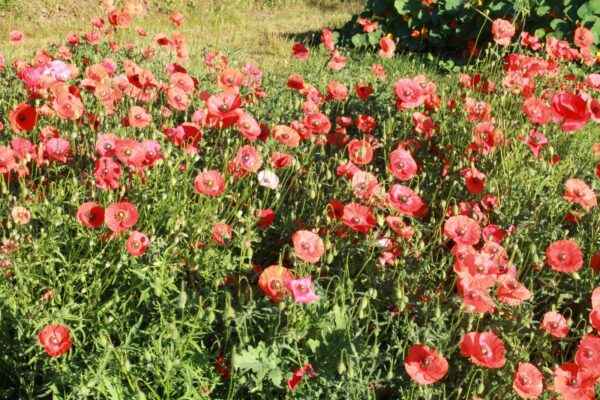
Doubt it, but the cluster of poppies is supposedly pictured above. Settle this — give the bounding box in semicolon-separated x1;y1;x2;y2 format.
2;2;600;398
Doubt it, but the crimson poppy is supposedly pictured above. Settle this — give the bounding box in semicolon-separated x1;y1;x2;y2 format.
9;103;37;133
77;202;105;228
105;202;139;233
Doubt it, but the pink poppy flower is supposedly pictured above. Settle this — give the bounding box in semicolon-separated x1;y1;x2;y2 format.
284;276;318;304
292;230;324;263
126;231;149;256
491;19;515;46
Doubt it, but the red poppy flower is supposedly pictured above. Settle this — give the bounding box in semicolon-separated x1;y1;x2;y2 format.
513;362;543;399
354;81;373;100
292;230;324;263
258;265;295;303
292;43;309;60
194;171;225;196
45;138;71;163
387;184;425;216
379;36;396;58
546;239;583;272
304;112;331;134
167;87;190;111
126;231;149;256
551;93;591;132
553;363;596;400
326;81;348;101
591;253;600;273
9;103;37;133
94;157;122;190
211;223;233;245
105;202;139;233
460;167;486;195
347;139;373;165
541;311;569;338
169;11;185;26
236;113;261;141
38;324;72;357
115;138;145;169
459;331;506;368
563;179;597;211
342;203;376;234
270;152;293;169
287;363;316;390
287;74;305;90
443;216;481;246
256;209;275;228
523;97;551;125
518;129;548;158
404;344;448;385
386;149;416;181
9;30;25;45
77;202;105;228
273;125;300;148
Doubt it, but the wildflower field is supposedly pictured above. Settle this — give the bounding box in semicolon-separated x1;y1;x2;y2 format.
0;0;600;399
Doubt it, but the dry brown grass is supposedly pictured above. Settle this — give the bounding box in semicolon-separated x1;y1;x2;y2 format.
0;0;362;73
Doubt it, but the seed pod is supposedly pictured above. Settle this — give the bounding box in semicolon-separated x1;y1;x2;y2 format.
337;360;346;375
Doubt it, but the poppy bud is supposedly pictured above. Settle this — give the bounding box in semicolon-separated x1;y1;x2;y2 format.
224;305;235;320
207;311;216;324
337;360;346;375
310;189;316;199
371;345;379;357
360;297;369;311
178;289;188;308
377;214;385;226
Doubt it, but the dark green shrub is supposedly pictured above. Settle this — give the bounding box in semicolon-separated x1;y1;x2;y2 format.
341;0;600;55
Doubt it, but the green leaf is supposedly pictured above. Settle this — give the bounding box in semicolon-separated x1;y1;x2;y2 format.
590;0;600;13
351;33;368;48
445;0;463;12
307;338;320;353
577;3;591;20
233;347;262;372
268;368;283;387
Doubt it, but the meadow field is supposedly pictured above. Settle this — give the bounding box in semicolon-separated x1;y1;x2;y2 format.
0;0;599;399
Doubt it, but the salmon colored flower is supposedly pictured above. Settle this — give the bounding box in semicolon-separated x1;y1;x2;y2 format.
9;30;25;45
126;231;149;256
513;362;543;399
404;344;448;385
167;87;190;111
9;103;37;133
546;239;583;272
523;97;551;125
462;287;494;314
115;138;145;169
284;276;318;304
496;276;531;306
326;81;348;101
563;179;597;211
11;206;30;224
169;11;184;26
553;363;596;400
128;106;152;128
574;27;594;48
459;331;506;368
491;19;515;46
347;138;374;165
292;230;324;263
77;202;105;228
575;334;600;376
38;325;71;357
105;202;138;233
518;129;547;158
321;28;335;51
258;265;295;303
194;171;225;196
541;311;569;338
444;216;481;246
